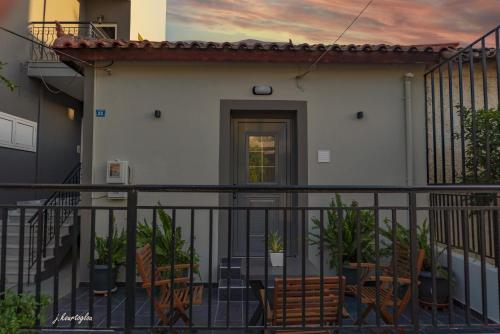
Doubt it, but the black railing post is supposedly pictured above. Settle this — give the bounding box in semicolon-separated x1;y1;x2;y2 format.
409;191;419;331
0;208;7;297
125;190;138;332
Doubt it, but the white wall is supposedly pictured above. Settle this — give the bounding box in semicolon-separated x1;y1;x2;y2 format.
130;0;167;41
444;252;499;323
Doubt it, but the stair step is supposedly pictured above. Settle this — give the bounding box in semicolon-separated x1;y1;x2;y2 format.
218;279;245;288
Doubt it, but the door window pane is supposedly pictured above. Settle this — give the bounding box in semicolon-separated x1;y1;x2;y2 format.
248;136;276;183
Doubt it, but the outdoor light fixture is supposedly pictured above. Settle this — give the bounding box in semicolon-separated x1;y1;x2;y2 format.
252;85;273;95
356;111;364;119
67;107;75;121
154;110;162;118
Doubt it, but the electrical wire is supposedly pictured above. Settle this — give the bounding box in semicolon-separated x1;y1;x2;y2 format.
0;25;112;70
295;0;374;82
39;73;79;94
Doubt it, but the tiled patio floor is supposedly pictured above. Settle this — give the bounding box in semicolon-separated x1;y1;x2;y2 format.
40;286;499;333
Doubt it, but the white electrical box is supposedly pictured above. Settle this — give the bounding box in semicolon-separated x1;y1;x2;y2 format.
106;160;128;199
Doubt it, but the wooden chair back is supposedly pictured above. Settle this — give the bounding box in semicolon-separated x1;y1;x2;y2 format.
390;248;426;319
272;276;345;326
136;244;161;297
386;243;413;279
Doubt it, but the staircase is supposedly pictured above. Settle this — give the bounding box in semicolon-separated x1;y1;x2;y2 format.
0;164;81;288
0;204;76;287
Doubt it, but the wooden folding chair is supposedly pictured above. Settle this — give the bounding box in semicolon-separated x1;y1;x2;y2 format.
259;276;345;334
136;244;203;326
346;243;415;295
352;247;426;330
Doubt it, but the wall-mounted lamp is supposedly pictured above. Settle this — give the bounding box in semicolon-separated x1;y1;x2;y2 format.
67;107;76;121
356;111;364;119
253;85;273;95
154;110;162;118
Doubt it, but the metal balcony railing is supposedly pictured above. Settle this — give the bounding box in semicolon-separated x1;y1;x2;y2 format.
424;25;500;185
28;21;113;61
0;184;499;332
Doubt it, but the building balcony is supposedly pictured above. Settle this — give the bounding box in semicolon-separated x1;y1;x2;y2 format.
26;21;116;100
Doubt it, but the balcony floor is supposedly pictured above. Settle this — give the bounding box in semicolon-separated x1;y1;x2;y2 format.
39;286;498;333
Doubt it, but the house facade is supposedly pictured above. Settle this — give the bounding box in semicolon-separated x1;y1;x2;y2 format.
52;39;458;280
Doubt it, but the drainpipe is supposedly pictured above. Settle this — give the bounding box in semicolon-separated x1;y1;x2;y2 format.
404;73;415;186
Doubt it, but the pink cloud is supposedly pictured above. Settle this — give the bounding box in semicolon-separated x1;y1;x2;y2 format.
167;0;499;45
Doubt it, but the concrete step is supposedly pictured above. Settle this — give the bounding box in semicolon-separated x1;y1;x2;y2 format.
217;279;255;301
16;199;47;206
220;257;243;279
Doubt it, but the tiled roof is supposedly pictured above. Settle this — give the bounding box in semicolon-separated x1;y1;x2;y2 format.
54;36;457;54
53;27;460;64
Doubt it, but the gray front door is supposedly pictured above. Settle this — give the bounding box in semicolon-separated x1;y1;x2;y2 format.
231;117;296;257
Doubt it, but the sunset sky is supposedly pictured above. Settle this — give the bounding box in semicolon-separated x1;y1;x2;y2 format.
166;0;500;46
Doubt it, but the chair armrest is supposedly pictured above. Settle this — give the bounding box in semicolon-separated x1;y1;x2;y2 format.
347;263;390;270
369;275;413;285
157;264;200;272
142;277;189;288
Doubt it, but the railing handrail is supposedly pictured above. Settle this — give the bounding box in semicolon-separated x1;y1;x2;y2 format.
1;183;500;193
25;163;81;277
424;24;500;75
28;21;118;25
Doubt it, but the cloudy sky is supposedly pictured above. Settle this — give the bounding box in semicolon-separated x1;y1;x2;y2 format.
166;0;500;46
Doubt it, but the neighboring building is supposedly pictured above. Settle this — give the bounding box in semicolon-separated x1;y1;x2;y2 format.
0;1;82;204
0;0;167;204
53;38;457;280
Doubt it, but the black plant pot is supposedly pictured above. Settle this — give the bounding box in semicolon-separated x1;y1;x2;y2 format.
342;266;364;286
92;264;118;295
418;270;450;306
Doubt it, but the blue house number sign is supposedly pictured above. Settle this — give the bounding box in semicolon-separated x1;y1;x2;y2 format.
96;109;106;118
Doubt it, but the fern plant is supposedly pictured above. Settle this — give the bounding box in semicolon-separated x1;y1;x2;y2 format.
95;223;126;267
137;205;199;273
380;218;448;277
310;194;375;270
0;290;50;334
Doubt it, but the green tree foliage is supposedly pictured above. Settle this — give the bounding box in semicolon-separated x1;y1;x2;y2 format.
456;106;500;184
0;62;15;91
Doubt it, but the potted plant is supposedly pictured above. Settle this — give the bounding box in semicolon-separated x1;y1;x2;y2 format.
380;219;453;307
137;205;200;278
310;194;375;285
268;231;284;267
93;224;126;295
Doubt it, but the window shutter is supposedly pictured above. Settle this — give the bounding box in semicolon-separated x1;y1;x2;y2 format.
0;111;37;152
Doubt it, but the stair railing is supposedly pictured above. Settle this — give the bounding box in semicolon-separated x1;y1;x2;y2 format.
27;163;82;282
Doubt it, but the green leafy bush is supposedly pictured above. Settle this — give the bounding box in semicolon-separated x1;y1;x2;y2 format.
0;290;50;334
455;106;500;184
95;223;126;267
137;205;199;271
309;194;375;270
